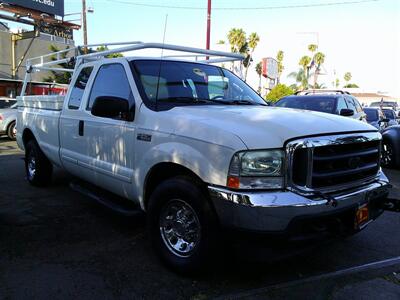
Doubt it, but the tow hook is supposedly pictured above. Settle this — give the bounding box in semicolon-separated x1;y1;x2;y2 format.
381;198;400;212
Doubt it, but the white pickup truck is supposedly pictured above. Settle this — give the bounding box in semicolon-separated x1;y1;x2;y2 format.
17;43;395;273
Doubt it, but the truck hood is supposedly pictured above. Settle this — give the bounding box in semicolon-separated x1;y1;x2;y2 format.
171;105;378;149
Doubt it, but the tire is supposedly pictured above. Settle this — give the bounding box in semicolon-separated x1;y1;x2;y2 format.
147;176;219;274
382;141;396;169
7;121;16;140
25;140;53;186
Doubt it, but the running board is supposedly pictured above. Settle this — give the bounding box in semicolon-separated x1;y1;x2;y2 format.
69;180;145;217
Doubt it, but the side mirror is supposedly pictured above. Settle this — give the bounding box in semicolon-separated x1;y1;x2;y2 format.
340;108;354;117
91;96;134;121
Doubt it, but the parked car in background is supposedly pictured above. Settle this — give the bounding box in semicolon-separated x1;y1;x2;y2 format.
0;98;17;140
363;107;389;131
382;108;399;126
275;90;367;122
370;100;399;112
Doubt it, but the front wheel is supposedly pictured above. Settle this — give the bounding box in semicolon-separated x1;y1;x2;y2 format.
7;121;16;140
147;176;219;274
382;142;396;168
25;140;53;186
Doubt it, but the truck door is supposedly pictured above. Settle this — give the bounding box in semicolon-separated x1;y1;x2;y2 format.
80;62;136;199
60;65;95;183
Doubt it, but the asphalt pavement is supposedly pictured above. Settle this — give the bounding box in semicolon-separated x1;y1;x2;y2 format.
0;137;399;299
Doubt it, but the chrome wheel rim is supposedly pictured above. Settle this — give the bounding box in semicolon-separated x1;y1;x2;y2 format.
27;155;36;180
12;125;16;139
159;199;201;257
382;143;393;166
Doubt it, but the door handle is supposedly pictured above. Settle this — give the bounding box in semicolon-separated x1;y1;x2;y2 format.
78;120;84;136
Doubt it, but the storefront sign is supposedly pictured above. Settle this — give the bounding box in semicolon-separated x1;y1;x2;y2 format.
39;24;73;40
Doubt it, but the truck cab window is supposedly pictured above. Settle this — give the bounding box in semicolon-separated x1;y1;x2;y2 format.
87;64;135;112
68;67;93;109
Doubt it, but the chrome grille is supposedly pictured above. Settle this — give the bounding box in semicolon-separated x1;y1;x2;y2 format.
286;132;381;194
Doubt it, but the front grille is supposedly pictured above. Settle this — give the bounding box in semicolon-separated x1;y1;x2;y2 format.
288;133;381;193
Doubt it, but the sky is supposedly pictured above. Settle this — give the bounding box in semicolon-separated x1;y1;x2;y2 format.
9;0;400;96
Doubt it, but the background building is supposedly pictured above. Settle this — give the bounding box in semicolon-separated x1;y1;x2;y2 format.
0;22;73;97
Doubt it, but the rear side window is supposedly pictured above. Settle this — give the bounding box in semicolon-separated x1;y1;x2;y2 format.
68;67;93;110
87;64;134;111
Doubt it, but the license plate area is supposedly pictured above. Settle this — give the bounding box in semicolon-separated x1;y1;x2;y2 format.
355;203;369;229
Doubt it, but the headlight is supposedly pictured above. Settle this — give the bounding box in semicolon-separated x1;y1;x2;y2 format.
227;150;285;189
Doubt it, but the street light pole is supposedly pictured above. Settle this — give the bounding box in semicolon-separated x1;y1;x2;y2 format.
206;0;211;50
82;0;88;47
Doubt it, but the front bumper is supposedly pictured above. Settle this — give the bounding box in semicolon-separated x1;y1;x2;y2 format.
209;172;391;234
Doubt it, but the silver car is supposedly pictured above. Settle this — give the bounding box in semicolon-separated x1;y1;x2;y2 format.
0;98;17;140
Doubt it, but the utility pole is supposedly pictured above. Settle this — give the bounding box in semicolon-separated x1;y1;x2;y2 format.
82;0;88;48
206;0;211;50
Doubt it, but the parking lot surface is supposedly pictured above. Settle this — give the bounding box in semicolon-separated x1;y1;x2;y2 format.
1;137;399;299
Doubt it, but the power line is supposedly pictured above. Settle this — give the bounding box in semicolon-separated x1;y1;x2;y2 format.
104;0;380;10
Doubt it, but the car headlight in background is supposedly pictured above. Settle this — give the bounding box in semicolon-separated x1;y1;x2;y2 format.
227;150;285;189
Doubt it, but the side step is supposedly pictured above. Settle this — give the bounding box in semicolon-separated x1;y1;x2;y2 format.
69;180;145;217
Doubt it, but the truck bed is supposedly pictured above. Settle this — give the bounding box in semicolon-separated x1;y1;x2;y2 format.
17;95;65;167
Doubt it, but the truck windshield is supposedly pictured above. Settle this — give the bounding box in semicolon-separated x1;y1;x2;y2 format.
275;96;336;114
131;60;266;107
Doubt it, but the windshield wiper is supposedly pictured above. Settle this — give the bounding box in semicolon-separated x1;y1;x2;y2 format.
158;97;231;105
221;99;267;106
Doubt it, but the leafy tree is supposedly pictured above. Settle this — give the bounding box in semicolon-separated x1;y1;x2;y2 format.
344;72;352;84
344;83;359;88
243;32;260;81
255;62;262;93
276;50;284;83
265;84;294;102
96;45;124;58
335;78;340;88
43;45;73;84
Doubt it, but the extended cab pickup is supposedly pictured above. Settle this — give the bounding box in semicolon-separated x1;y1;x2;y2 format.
16;43;394;273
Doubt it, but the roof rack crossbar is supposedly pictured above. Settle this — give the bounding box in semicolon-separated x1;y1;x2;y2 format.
295;89;351;95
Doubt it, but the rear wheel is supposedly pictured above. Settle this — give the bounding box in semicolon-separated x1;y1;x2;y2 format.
25;140;53;186
7;121;16;140
147;176;218;274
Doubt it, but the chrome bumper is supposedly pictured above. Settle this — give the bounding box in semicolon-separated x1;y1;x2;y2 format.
209;172;391;232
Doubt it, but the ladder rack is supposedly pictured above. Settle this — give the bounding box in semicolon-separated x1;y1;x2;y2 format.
22;41;245;96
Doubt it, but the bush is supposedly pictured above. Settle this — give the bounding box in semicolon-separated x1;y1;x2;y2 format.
265;84;294;102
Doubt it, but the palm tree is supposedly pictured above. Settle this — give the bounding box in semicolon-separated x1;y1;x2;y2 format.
255;62;262;94
288;68;310;91
313;52;325;88
344;72;352;85
298;56;311;89
276;50;284;83
227;28;247;73
243;32;260;81
308;44;318;54
227;28;247;53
